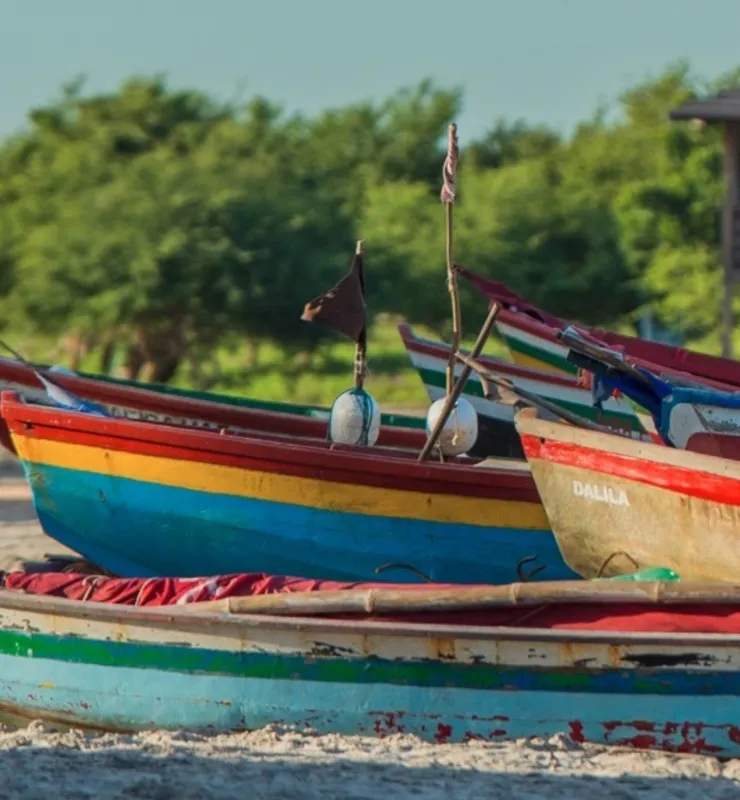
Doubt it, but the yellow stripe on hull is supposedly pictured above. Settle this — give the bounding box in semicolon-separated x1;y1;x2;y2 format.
508;351;569;375
13;434;548;529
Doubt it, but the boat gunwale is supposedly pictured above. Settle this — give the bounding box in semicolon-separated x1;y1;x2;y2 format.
3;586;740;649
1;393;537;496
514;406;740;479
495;307;736;391
0;357;425;453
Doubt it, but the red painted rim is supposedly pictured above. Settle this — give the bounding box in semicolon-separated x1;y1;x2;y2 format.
2;393;540;501
521;432;740;506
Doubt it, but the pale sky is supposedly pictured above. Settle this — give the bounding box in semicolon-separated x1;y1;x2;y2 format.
1;0;739;141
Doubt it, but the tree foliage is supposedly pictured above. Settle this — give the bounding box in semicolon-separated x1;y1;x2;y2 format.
0;64;734;380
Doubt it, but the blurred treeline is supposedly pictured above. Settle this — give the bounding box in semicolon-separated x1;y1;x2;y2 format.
0;61;735;386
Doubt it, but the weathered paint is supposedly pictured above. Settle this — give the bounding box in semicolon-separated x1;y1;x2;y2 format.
2;591;740;755
515;408;740;582
3;395;575;584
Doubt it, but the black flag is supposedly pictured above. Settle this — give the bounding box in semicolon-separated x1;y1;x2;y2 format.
301;246;366;343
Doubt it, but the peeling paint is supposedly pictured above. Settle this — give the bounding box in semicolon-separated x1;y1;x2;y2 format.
309;641;357;659
370;711;406;737
430;637;456;661
623;652;718;669
434;723;453;743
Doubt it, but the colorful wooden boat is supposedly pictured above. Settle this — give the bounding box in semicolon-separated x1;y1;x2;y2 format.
455;265;740;387
398;323;655;456
0;355;426;456
514;406;740;582
0;390;575;584
3;567;740;754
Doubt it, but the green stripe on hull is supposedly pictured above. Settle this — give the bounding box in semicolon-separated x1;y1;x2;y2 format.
73;370;424;429
0;626;586;691
497;331;577;375
416;366;643;432
0;625;733;697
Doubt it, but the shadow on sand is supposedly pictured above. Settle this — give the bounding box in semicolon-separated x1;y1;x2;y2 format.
0;727;737;800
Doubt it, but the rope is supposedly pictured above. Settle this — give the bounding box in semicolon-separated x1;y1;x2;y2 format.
353;352;367;384
354;388;373;447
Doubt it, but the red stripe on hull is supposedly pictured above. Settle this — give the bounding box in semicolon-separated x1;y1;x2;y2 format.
4;396;540;502
521;433;740;507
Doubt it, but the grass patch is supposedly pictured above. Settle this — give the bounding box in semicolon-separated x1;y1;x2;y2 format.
191;317;510;408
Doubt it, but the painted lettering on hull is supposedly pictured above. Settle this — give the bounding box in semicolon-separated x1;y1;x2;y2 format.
104;404;249;434
572;479;629;507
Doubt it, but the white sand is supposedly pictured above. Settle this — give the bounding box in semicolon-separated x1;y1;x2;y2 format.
0;462;738;798
1;726;739;799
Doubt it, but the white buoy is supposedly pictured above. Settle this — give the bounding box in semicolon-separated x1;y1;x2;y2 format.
425;396;478;457
328;388;381;447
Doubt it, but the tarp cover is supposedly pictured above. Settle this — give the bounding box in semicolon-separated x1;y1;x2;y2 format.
4;570;740;633
0;571;415;606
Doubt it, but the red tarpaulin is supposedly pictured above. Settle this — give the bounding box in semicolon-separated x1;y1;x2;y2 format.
0;570;415;606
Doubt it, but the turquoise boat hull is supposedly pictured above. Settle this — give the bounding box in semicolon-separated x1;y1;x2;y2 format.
1;589;739;756
27;462;576;584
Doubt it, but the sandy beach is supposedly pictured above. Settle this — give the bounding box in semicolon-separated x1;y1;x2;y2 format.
0;461;739;798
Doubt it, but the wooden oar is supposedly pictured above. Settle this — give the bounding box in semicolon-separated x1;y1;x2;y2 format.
176;580;740;616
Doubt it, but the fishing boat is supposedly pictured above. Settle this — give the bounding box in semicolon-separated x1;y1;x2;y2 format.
2;566;740;755
514;406;740;582
0;390;573;584
455;265;740;387
0;355;426;456
398;323;655;456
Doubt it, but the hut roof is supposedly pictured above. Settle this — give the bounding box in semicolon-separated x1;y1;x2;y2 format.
671;90;740;123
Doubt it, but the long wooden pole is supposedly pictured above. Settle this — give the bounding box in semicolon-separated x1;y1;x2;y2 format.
445;208;462;394
721;123;738;358
418;302;500;461
442;123;461;395
353;240;367;390
455;352;612;433
178;579;740;616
